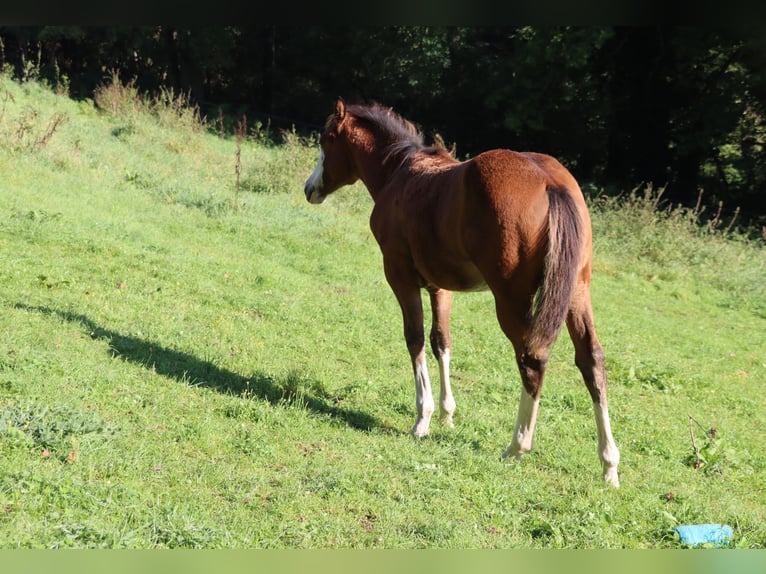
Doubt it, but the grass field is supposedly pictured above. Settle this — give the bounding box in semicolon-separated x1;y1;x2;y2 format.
0;74;764;549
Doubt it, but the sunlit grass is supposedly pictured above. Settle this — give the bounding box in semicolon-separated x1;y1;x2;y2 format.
0;75;764;548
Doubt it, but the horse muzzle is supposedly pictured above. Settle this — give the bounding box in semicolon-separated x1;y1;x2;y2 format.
304;183;326;204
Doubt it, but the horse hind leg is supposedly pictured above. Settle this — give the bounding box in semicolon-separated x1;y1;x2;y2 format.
566;295;621;487
492;294;549;461
502;347;548;460
428;288;456;427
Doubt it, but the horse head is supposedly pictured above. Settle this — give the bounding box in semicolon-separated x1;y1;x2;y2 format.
304;98;360;204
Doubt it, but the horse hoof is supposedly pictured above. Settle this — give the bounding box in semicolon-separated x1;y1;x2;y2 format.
501;440;530;461
603;468;620;488
410;424;430;438
500;447;523;461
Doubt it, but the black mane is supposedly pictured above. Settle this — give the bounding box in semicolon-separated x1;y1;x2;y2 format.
346;104;453;166
348;104;423;148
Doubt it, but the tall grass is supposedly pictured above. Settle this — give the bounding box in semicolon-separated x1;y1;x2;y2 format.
589;184;765;318
0;74;764;549
93;70;205;133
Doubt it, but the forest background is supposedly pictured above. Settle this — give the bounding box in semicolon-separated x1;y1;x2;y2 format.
1;25;764;230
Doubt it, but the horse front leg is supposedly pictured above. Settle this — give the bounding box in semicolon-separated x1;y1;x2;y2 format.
428;287;456;427
403;294;434;438
385;265;435;438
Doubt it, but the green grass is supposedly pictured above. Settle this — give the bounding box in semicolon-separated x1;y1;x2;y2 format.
0;74;764;549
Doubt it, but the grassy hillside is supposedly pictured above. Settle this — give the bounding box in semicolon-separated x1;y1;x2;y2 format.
0;74;764;549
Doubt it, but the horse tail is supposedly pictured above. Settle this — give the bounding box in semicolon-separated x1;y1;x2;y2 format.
527;185;583;355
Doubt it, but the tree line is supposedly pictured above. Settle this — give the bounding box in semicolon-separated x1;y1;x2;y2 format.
2;25;764;226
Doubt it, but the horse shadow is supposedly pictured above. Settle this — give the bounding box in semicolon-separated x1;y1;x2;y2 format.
13;303;385;433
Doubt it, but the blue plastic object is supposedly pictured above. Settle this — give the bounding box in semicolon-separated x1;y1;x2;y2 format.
674;524;733;547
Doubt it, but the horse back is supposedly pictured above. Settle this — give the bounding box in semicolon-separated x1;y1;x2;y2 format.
369;148;589;293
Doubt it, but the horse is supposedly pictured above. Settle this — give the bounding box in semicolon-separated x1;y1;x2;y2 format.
303;98;620;487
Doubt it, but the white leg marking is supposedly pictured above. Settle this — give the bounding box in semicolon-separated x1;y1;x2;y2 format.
305;150;325;203
502;389;540;460
437;349;456;426
411;352;435;438
593;401;621;488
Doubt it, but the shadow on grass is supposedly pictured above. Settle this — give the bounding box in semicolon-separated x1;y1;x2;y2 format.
14;303;388;433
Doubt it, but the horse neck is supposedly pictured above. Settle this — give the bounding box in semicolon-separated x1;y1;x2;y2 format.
346;130;398;202
355;154;392;201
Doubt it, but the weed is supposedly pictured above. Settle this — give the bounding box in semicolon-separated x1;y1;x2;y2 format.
684;415;728;477
151;86;205;132
94;71;205;134
34;110;67;148
0;403;117;462
0;104;67;152
19;41;43;84
35;274;71;289
233;114;246;210
93;70;145;118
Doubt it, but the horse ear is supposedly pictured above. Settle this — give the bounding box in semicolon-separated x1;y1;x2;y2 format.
334;97;346;123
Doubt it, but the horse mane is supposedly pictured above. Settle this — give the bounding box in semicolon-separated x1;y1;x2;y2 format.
344;103;454;167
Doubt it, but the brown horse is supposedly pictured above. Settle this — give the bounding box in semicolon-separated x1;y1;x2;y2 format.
304;98;620;487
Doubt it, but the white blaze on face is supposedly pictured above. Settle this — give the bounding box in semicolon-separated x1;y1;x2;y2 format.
305;149;325;203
